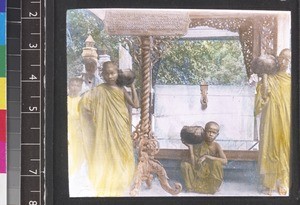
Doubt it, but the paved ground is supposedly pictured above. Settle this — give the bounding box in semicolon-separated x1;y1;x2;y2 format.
68;163;285;197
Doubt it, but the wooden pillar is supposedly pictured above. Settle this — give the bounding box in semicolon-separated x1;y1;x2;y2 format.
103;10;190;196
130;36;182;196
140;36;152;133
252;18;262;58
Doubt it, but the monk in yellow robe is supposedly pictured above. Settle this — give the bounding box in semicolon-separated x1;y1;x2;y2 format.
67;78;85;176
181;121;227;194
254;49;291;195
79;61;139;196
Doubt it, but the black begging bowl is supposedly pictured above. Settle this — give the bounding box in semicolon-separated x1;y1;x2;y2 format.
180;126;205;145
116;69;136;87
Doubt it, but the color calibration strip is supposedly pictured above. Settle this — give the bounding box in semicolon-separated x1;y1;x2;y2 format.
0;0;7;205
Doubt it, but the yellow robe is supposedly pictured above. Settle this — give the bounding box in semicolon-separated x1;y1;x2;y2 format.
79;84;135;196
181;142;224;194
255;71;291;190
68;96;84;176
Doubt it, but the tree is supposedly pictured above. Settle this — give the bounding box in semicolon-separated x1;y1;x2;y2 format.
67;10;248;86
155;40;247;85
66;9;120;78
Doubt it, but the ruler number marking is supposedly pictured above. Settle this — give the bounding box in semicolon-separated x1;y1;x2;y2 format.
29;43;39;49
29;74;38;80
29;12;38;17
29;201;38;205
29;169;38;175
29;106;38;112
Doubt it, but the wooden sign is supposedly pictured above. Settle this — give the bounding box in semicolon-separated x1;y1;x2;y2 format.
104;10;190;36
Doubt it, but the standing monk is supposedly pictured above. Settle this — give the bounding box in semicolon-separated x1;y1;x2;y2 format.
79;61;139;196
254;49;291;195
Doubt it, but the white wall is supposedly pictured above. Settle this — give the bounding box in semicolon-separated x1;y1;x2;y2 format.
153;85;257;150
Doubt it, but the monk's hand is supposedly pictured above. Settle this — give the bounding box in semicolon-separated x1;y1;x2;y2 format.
181;139;189;147
205;155;213;160
127;79;136;88
198;156;206;164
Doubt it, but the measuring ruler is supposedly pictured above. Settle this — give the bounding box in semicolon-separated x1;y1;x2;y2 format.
7;0;21;204
20;0;45;205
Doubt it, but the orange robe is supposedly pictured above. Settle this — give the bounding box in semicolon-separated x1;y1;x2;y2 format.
255;71;291;190
181;142;224;194
68;96;84;176
79;84;135;196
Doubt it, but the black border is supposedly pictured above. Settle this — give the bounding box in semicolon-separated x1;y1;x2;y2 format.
47;0;300;204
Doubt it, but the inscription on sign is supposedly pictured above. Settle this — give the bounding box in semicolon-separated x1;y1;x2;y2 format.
104;10;190;36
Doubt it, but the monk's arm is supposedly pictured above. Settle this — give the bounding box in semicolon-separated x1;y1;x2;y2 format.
261;74;270;101
181;140;195;166
254;80;269;116
124;83;140;108
189;145;195;167
205;144;227;165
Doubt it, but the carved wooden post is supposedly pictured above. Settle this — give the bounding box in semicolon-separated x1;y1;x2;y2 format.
140;36;151;134
200;81;208;110
129;36;182;196
103;10;190;196
260;15;278;56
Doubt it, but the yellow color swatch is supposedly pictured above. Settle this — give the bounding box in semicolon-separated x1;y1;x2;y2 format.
0;78;6;109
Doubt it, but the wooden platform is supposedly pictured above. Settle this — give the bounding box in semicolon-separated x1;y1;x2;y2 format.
156;149;258;161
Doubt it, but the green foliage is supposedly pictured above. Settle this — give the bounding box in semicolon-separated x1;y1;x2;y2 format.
156;40;247;85
66;9;120;78
67;10;247;86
